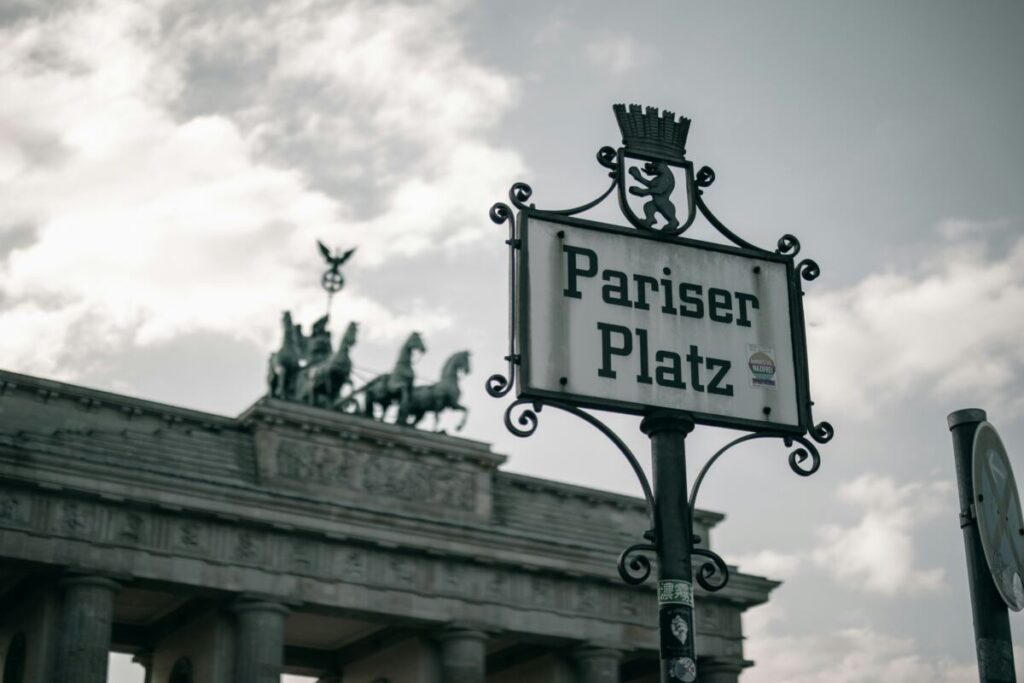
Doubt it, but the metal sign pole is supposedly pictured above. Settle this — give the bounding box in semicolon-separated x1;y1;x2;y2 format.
642;411;698;683
947;408;1017;682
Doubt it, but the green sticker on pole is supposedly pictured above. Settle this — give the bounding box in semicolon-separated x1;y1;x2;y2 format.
658;579;694;606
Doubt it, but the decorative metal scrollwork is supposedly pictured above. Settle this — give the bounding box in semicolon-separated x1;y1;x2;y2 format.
797;259;821;281
618;534;657;585
695;165;716;188
692;547;729;591
811;421;835;444
502;398;540;437
775;234;801;257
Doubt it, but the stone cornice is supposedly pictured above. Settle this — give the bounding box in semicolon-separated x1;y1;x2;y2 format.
0;368;235;431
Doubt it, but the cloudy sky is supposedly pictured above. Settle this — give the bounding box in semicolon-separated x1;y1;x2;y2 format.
3;0;1024;680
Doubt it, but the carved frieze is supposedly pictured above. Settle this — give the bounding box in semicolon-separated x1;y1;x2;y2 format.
0;491;28;526
260;432;477;512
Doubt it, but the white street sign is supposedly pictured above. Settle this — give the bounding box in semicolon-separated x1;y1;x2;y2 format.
518;213;807;432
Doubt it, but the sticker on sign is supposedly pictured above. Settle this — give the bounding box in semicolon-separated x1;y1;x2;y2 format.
517;211;809;432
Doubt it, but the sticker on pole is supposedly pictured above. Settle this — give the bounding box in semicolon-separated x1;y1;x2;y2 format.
973;421;1024;611
658;579;694;606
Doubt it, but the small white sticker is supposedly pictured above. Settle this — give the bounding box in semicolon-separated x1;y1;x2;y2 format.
748;344;777;389
671;657;697;682
670;614;689;645
658;580;694;606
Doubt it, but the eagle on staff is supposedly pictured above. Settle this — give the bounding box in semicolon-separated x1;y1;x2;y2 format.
318;240;357;299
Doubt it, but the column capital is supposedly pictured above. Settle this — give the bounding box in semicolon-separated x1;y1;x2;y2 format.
59;575;121;592
570;642;625;662
435;624;490;644
229;596;290;616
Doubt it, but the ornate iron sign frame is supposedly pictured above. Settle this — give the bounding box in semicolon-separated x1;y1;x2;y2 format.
486;104;833;682
515;208;814;435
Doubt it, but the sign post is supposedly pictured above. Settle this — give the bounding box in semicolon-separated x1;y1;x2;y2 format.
644;411;698;680
948;409;1019;681
488;104;833;681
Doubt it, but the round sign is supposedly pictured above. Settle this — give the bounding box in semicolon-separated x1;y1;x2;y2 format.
973;421;1024;611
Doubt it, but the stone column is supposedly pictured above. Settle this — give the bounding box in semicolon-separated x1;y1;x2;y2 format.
54;575;120;683
572;644;622;683
231;597;289;683
696;657;745;683
437;627;488;683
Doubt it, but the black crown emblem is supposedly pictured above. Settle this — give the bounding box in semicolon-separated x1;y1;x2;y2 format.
613;103;691;164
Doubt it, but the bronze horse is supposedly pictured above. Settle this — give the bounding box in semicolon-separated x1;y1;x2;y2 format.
402;350;470;431
295;321;358;408
267;312;302;399
343;331;425;423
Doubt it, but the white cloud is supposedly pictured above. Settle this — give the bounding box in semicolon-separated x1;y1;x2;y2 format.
743;604;977;683
731;548;801;579
812;474;953;596
807;224;1024;419
741;610;970;683
584;36;650;76
0;0;520;380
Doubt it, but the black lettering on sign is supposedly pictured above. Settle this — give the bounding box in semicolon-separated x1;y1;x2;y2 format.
678;283;704;319
686;345;705;392
655;351;686;389
635;328;653;384
708;288;733;323
602;270;632;307
735;293;759;328
563;245;597;299
597;323;632;379
706;358;734;396
659;267;676;314
632;275;659;311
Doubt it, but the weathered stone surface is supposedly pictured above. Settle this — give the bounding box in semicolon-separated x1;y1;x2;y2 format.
0;368;777;679
437;627;488;683
573;644;624;683
53;576;120;683
231;598;288;683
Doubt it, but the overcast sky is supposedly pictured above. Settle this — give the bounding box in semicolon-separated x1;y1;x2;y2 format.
3;1;1024;681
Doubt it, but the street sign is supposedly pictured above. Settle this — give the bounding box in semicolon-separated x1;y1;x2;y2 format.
973;421;1024;611
517;211;810;434
488;104;832;683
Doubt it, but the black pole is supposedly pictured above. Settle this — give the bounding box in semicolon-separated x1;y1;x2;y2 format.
948;408;1017;682
641;410;697;683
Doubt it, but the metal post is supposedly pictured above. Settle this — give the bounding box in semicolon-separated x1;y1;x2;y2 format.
948;408;1017;682
641;410;697;683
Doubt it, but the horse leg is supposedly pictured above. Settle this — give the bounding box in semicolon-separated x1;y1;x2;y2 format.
396;387;410;425
454;405;468;431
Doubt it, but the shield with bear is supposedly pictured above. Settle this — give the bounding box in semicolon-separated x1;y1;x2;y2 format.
613;104;697;235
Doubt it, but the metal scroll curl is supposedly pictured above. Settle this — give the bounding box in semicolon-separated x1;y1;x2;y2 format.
692;547;729;592
618;536;657;585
